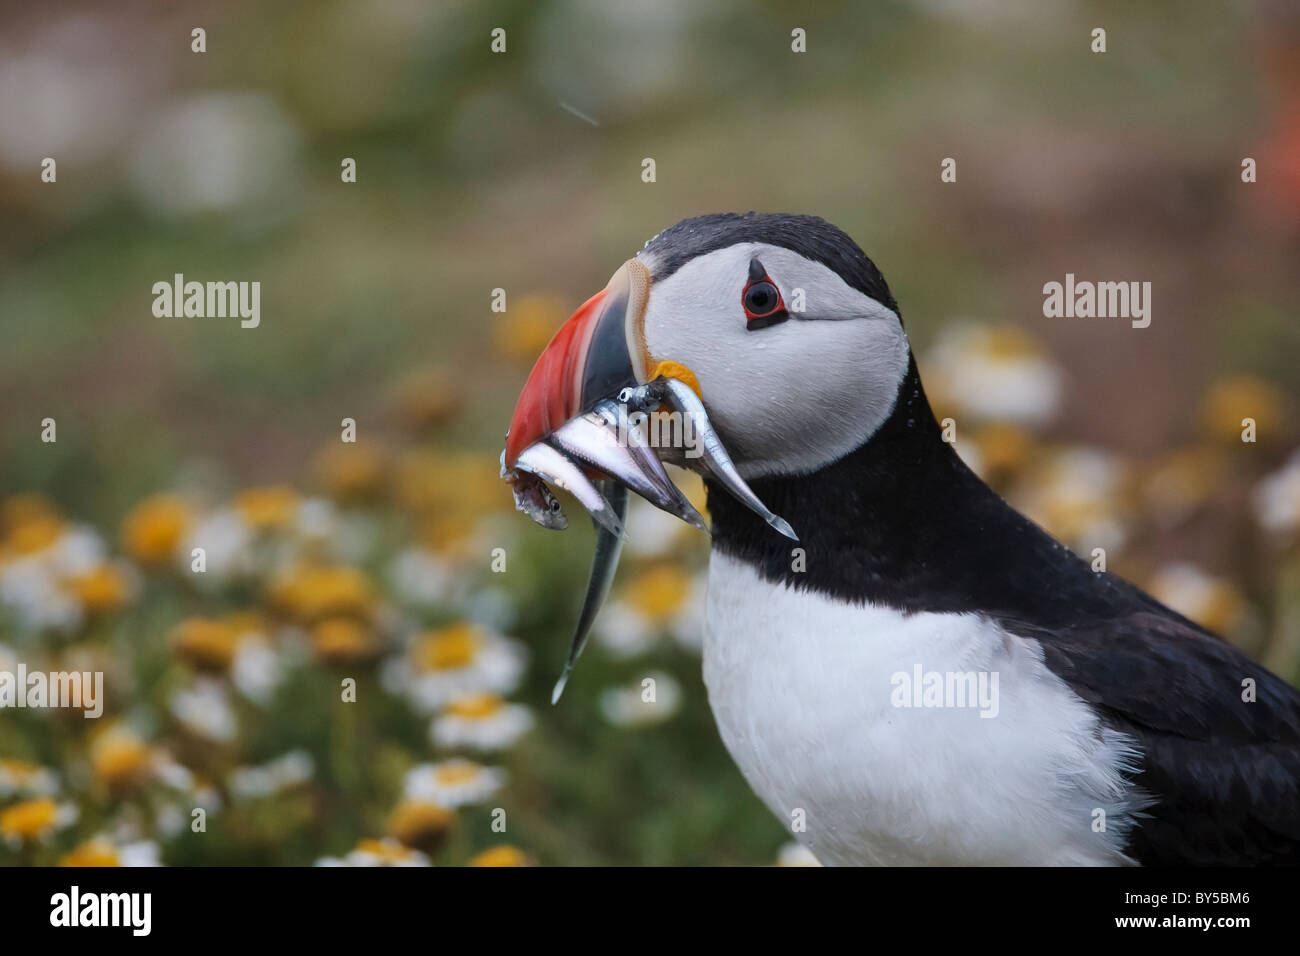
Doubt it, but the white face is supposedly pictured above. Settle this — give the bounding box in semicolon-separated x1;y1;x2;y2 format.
637;241;910;479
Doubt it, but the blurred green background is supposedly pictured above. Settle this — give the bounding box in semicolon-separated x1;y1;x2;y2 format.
1;0;1298;866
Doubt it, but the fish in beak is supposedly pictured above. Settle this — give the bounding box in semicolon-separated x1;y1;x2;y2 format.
501;258;797;701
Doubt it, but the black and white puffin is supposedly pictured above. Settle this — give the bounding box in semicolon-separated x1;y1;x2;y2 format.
501;212;1300;866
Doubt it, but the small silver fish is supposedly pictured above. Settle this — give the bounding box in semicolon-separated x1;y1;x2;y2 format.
549;400;707;532
658;378;798;541
510;474;567;530
552;479;628;704
513;442;626;539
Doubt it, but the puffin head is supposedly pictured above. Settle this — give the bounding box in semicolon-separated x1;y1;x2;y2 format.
635;213;909;479
505;212;910;484
502;212;914;697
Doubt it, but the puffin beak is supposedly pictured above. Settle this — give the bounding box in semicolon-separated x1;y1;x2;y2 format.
503;259;705;533
501;258;797;702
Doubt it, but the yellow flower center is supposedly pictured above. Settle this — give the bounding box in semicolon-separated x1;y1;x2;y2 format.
59;839;121;867
234;485;300;529
445;694;503;720
314;443;388;500
119;494;190;563
386;799;455;846
468;845;531;867
624;565;691;621
0;798;59;839
67;564;132;613
416;623;481;671
433;761;482;786
270;565;375;622
1201;377;1283;443
92;736;154;787
0;758;41;778
493;294;567;362
9;514;63;554
171;617;242;671
312;617;375;662
356;838;417;864
974;424;1033;474
982;326;1040;360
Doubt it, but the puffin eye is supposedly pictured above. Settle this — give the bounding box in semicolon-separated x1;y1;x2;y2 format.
742;258;788;329
744;281;780;315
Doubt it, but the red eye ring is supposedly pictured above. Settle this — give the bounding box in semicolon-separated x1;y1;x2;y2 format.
742;258;787;325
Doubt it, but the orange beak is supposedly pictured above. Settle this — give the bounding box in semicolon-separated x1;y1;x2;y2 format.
503;259;651;470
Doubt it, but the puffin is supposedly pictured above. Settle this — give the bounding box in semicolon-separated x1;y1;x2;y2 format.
500;212;1300;866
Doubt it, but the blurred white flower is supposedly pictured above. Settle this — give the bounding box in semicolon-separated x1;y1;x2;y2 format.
1149;563;1246;635
129;92;301;222
775;841;823;866
169;679;237;743
177;509;253;582
381;623;527;712
231;638;283;706
0;759;58;799
0;17;139;172
403;759;507;807
295;497;339;542
923;323;1064;426
599;672;682;728
62;836;162;867
431;695;534;752
596;566;705;657
1010;447;1127;554
316;838;430;867
0;559;82;632
1254;451;1300;535
388;547;458;608
229;750;314;799
46;525;108;577
533;0;702;117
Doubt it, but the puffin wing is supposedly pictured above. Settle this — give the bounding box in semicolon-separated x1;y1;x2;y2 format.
1035;607;1300;865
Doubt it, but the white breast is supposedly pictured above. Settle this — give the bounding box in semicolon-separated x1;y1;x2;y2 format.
702;551;1145;866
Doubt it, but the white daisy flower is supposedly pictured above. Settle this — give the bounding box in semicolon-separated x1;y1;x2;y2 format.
0;759;58;798
388;547;459;609
316;838;430;867
1254;451;1300;535
0;798;77;847
0;557;84;632
1010;447;1128;554
231;637;283;706
596;566;705;658
775;842;823;866
294;497;338;541
403;759;507;807
47;525;108;577
599;672;682;728
229;750;314;799
169;679;237;742
1148;563;1246;634
177;509;253;582
431;695;534;752
61;836;162;867
923;322;1064;426
382;622;527;712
